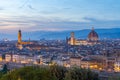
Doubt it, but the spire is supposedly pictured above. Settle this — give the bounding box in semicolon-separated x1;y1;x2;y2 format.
71;32;74;38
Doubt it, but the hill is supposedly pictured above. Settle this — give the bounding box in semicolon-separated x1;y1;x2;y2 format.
0;28;120;40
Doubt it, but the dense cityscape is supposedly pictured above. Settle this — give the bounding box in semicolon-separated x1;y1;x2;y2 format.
0;0;120;80
0;27;119;80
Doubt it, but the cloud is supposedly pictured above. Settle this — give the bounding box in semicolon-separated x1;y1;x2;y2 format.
0;7;4;10
19;0;30;8
0;15;120;33
38;7;71;15
63;7;71;10
27;5;35;10
83;17;97;22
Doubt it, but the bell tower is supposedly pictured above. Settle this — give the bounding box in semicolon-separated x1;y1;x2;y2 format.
70;32;75;45
18;30;22;44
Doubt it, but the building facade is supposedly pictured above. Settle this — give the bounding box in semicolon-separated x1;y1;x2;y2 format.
68;27;99;45
17;30;32;49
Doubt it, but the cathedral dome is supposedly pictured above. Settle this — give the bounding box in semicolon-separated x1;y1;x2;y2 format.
88;27;99;41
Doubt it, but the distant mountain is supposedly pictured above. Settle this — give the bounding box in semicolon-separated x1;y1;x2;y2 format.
0;28;120;40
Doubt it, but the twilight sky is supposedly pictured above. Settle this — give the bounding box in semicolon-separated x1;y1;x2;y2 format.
0;0;120;33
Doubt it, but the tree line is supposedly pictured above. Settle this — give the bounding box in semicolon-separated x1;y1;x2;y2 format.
0;64;100;80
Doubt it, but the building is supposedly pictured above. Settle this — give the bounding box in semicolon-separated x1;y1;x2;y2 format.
70;55;107;70
114;62;120;72
0;54;2;61
82;55;107;70
68;27;99;45
88;27;99;41
114;57;120;72
18;30;22;44
70;56;82;67
17;29;32;45
107;57;116;71
69;32;76;45
12;54;20;63
17;30;32;49
5;54;37;64
5;54;12;62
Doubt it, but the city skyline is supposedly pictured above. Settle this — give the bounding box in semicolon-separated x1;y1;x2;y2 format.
0;1;120;79
0;0;120;33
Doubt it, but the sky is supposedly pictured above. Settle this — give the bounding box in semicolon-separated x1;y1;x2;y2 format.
0;0;120;33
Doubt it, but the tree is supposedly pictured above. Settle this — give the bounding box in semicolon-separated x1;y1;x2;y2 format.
1;64;9;74
50;65;67;80
0;66;99;80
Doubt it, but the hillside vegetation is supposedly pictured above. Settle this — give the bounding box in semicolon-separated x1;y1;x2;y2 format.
0;65;99;80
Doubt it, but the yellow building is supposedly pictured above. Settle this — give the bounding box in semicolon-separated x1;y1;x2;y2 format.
0;54;2;61
18;30;22;44
114;62;120;72
114;57;120;72
17;29;32;45
5;54;12;62
17;30;33;49
69;32;76;45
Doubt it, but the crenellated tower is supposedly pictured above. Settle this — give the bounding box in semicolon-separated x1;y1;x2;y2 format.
18;30;22;44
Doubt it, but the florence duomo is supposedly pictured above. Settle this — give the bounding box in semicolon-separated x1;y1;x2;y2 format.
67;27;99;45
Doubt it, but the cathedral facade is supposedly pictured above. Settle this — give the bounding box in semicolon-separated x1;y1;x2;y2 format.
67;27;99;45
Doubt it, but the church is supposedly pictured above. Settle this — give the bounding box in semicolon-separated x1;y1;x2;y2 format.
67;27;99;45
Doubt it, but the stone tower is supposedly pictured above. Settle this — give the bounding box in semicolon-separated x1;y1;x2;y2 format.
18;30;22;44
70;32;75;45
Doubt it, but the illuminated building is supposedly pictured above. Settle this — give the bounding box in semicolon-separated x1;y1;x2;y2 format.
70;55;107;70
106;57;115;71
12;54;20;63
88;27;99;41
114;62;120;72
17;44;23;50
18;30;22;44
68;27;99;45
17;29;32;45
5;54;36;64
70;56;82;67
0;54;2;61
114;57;120;72
5;54;12;62
17;30;32;49
80;55;106;70
70;32;76;45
